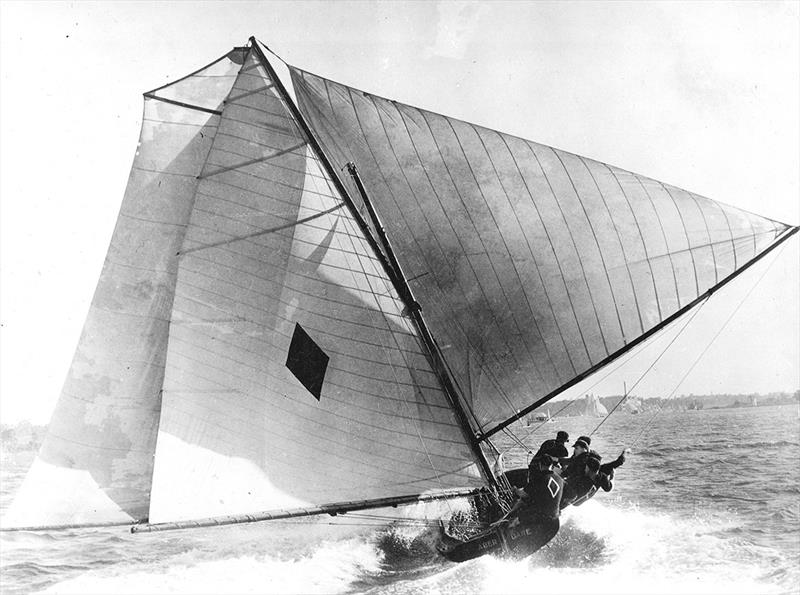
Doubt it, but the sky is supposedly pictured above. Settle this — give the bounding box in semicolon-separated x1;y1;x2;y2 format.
0;1;798;424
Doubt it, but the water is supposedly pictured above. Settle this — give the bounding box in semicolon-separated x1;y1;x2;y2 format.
1;404;798;594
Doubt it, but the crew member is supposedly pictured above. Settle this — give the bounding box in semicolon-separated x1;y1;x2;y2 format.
534;430;570;462
498;453;563;555
560;438;591;480
561;456;606;509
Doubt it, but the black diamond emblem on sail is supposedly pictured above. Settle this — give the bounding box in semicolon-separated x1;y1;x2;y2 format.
286;323;329;400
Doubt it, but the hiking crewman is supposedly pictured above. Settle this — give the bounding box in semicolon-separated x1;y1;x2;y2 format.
560;438;591;480
560;448;628;509
534;430;570;462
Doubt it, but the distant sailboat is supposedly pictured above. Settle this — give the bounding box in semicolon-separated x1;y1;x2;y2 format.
622;396;642;415
524;407;555;426
583;394;609;417
1;37;796;561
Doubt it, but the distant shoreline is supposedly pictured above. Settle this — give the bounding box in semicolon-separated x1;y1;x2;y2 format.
3;392;798;454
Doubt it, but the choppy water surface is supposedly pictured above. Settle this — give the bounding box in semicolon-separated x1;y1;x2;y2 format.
1;404;798;594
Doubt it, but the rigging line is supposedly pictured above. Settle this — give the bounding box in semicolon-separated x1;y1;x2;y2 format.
143;93;223;116
501;426;528;452
254;38;289;66
589;295;710;437
177;203;345;256
628;241;789;448
198;141;307;179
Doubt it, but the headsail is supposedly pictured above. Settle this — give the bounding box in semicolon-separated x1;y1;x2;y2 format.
2;48;249;529
289;66;797;439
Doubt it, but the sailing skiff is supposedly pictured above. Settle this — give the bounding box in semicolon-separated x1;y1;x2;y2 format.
1;38;796;560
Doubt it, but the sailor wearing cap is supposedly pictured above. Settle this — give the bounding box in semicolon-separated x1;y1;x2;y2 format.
533;430;570;463
560;447;630;509
560;438;591;480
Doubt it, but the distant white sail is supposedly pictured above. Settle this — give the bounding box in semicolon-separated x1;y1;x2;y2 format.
583;394;608;418
623;396;642;414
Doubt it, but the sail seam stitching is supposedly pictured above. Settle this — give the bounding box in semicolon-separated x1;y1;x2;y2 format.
449;120;551;389
659;183;701;297
634;175;683;309
497;135;578;377
427;113;547;384
524;142;595;366
604;164;665;321
333;199;457;508
552;148;623;353
471;127;561;383
385;100;533;425
577;155;646;336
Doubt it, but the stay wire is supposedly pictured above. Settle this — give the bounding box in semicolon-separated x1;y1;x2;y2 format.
252;38;289;66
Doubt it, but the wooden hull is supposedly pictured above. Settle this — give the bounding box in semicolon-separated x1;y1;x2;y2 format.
437;516;559;562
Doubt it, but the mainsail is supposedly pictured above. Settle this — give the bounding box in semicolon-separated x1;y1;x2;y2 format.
2;37;796;532
289;63;796;438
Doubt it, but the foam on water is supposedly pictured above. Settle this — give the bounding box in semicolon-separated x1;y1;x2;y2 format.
376;500;791;595
38;498;791;595
41;536;383;595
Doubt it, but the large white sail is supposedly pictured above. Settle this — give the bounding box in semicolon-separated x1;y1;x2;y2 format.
147;49;482;524
289;65;794;438
3;49;249;529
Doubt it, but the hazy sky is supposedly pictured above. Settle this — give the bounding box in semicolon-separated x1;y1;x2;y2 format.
1;1;798;424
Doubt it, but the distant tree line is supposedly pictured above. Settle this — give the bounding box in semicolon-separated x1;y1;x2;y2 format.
556;390;799;417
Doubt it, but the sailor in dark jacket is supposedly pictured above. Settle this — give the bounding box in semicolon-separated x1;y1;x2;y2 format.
499;453;563;555
560;448;628;509
534;430;570;462
560;456;610;509
559;438;591;480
